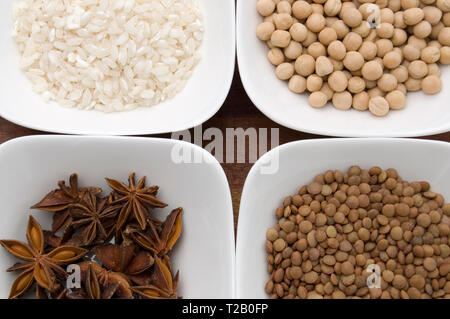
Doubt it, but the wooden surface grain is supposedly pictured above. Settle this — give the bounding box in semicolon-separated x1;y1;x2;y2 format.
1;67;450;230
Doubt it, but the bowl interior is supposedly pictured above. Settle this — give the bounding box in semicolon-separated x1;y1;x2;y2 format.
237;0;450;137
0;0;235;135
0;136;235;298
236;138;450;298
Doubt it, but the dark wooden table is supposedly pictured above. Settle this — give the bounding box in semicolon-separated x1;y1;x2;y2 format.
1;67;450;230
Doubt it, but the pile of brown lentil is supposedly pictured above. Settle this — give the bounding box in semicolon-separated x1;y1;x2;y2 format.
256;0;450;117
265;166;450;299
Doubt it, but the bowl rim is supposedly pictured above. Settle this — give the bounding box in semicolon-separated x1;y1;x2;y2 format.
236;0;450;138
0;0;236;136
0;134;237;298
236;137;450;297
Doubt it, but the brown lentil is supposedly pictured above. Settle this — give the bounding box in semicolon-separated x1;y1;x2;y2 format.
265;166;450;299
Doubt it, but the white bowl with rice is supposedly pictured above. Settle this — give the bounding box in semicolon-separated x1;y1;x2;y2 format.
0;0;235;135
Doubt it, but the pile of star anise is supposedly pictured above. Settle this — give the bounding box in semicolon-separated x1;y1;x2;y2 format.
0;173;182;299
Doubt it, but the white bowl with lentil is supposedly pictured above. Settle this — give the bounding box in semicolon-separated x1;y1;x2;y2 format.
237;0;450;137
236;138;450;298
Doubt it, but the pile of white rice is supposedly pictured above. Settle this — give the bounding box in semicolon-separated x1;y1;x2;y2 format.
12;0;204;112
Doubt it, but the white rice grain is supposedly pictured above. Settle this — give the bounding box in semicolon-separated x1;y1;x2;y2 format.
13;0;204;112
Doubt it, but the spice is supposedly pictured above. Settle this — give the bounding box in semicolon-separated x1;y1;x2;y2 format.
106;173;168;230
265;166;450;299
66;263;124;299
1;173;183;299
132;256;180;299
68;191;120;246
0;216;87;298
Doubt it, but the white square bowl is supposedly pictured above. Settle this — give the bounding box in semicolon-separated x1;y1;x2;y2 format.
237;1;450;137
0;135;235;298
236;138;450;298
0;0;235;135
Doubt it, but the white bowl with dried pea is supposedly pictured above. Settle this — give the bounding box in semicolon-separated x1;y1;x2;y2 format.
237;0;450;137
236;138;450;298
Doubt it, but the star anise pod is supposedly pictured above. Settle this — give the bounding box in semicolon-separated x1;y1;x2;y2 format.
31;174;101;233
0;216;88;299
36;284;66;299
74;261;134;298
40;191;117;248
31;174;81;212
68;191;120;246
132;256;179;299
124;208;182;256
93;240;154;286
43;227;115;249
106;173;168;230
66;263;120;299
36;285;48;299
